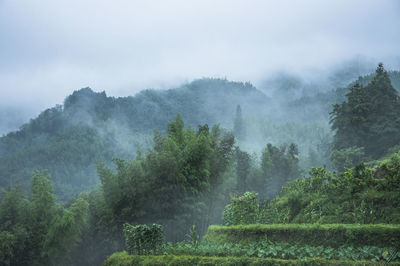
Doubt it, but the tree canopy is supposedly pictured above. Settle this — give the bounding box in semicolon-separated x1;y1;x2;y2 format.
330;63;400;167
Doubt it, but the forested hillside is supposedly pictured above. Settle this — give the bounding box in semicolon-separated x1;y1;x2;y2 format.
279;70;400;124
102;65;400;266
0;79;269;200
2;71;399;201
2;0;400;264
1;65;400;265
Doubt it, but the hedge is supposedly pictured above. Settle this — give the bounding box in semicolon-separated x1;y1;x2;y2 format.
104;252;400;266
203;224;400;248
123;223;164;255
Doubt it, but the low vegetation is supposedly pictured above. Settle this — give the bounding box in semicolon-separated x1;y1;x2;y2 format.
104;253;400;266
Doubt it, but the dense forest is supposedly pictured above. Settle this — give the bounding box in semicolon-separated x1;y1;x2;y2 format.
1;64;400;265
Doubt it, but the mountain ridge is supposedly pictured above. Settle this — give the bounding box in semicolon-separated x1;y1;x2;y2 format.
0;78;270;200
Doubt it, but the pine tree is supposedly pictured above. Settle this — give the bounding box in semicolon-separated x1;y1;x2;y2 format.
365;63;400;156
233;105;245;141
331;63;400;161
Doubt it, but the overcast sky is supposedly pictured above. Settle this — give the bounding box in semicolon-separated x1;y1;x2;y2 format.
1;0;400;114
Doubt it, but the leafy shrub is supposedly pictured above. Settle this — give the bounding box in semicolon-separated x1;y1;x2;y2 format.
222;192;259;225
123;223;164;255
262;161;400;224
185;225;199;248
380;153;400;189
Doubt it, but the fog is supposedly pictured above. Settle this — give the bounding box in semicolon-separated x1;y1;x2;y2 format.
1;0;400;134
2;3;400;264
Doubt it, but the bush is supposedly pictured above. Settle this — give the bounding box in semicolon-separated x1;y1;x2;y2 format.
123;223;164;255
380;153;400;189
262;163;400;224
222;192;259;225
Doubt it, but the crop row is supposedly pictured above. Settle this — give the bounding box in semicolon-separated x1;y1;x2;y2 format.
104;252;400;266
165;241;399;262
204;224;400;248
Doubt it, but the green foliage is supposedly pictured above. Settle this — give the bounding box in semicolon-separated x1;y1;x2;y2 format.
63;116;235;265
27;170;57;265
354;70;400;92
240;115;332;170
42;198;89;264
0;171;89;266
163;240;400;262
330;146;365;172
261;155;400;224
0;231;16;266
251;143;300;199
0;185;28;232
67;189;123;266
330;64;400;165
0;79;264;201
222;192;259;226
4;68;400;265
104;252;400;266
98;115;235;240
379;152;400;189
123;223;164;255
187;225;199;248
204;224;400;249
234;147;251;194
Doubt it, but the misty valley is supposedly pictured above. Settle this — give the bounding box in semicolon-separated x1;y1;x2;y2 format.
1;64;400;265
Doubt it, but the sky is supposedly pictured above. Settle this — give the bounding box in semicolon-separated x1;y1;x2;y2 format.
1;0;400;118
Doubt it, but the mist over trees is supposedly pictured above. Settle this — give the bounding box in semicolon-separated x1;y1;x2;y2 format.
233;105;245;142
98;115;235;239
1;63;400;265
1;0;400;263
0;79;269;200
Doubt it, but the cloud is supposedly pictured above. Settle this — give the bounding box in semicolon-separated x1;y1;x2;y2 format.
0;0;399;113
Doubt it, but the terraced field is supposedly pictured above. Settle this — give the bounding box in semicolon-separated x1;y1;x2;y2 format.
104;224;400;265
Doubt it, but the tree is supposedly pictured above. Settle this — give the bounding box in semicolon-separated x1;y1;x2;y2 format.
233;105;245;141
42;198;89;265
0;231;16;266
0;171;88;266
235;147;251;194
200;125;235;234
97;115;234;241
259;143;300;199
0;185;27;232
28;170;57;265
0;186;29;266
330;146;365;172
330;63;400;163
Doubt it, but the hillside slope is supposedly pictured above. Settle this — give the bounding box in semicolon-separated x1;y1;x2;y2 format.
0;79;269;200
